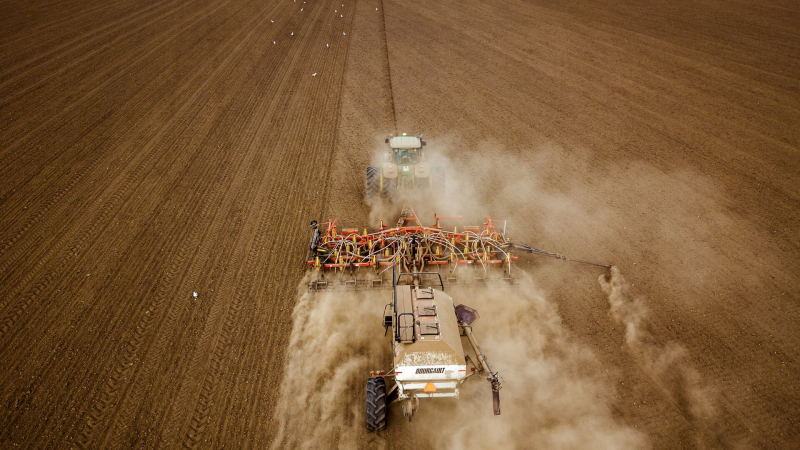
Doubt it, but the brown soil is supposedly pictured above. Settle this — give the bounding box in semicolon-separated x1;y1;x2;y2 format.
1;0;797;448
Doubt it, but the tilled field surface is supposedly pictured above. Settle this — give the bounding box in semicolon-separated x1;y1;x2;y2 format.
1;0;798;448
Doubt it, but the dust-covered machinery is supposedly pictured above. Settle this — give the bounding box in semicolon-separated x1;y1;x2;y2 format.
366;133;445;202
306;203;520;290
305;202;611;430
306;203;609;290
364;268;503;429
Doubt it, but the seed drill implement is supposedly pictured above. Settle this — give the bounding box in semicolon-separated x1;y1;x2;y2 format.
305;202;610;429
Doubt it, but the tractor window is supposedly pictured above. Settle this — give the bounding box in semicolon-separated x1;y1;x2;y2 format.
395;149;420;165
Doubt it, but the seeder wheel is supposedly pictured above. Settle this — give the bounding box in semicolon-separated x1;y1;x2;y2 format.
402;397;418;422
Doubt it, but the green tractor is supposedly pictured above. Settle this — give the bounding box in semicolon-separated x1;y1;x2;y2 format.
366;134;445;203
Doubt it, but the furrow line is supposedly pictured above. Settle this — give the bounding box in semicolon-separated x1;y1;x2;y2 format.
0;0;247;265
0;0;180;84
101;12;284;450
178;1;332;446
236;3;355;445
0;0;189;107
0;0;121;53
0;0;242;321
0;0;234;167
77;137;236;449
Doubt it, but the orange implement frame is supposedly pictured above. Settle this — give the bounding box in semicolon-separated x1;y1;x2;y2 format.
306;206;517;276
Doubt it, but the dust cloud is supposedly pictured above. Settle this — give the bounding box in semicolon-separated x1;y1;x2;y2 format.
272;275;648;450
418;276;649;449
404;137;745;294
269;274;387;450
599;267;721;447
274;138;734;448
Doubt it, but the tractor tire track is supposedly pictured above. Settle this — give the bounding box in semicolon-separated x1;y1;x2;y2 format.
378;0;398;134
177;3;356;446
215;6;358;442
78;140;236;449
0;12;265;431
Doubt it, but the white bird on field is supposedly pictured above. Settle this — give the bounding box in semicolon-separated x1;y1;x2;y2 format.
291;31;294;36
340;14;343;18
343;31;346;36
326;43;329;47
312;73;317;77
271;19;274;23
273;41;276;44
192;292;198;298
376;7;379;10
300;7;303;11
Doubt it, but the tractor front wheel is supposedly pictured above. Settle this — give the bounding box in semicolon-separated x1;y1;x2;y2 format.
366;376;387;431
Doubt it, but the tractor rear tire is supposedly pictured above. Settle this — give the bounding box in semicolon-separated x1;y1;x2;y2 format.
432;166;445;193
366;376;387;431
382;177;396;201
415;176;430;195
366;167;380;203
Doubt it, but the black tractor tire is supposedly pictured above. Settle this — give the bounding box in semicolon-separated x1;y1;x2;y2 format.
366;166;380;203
382;177;396;201
366;376;387;431
431;166;446;193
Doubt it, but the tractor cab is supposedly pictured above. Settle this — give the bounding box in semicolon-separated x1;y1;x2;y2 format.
385;134;425;165
394;148;420;165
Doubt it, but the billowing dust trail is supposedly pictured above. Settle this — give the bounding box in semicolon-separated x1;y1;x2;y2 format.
270;275;386;450
599;267;722;448
418;275;649;449
272;144;739;448
272;272;650;449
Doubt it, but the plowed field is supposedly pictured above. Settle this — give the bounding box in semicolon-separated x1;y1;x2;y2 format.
1;0;797;449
